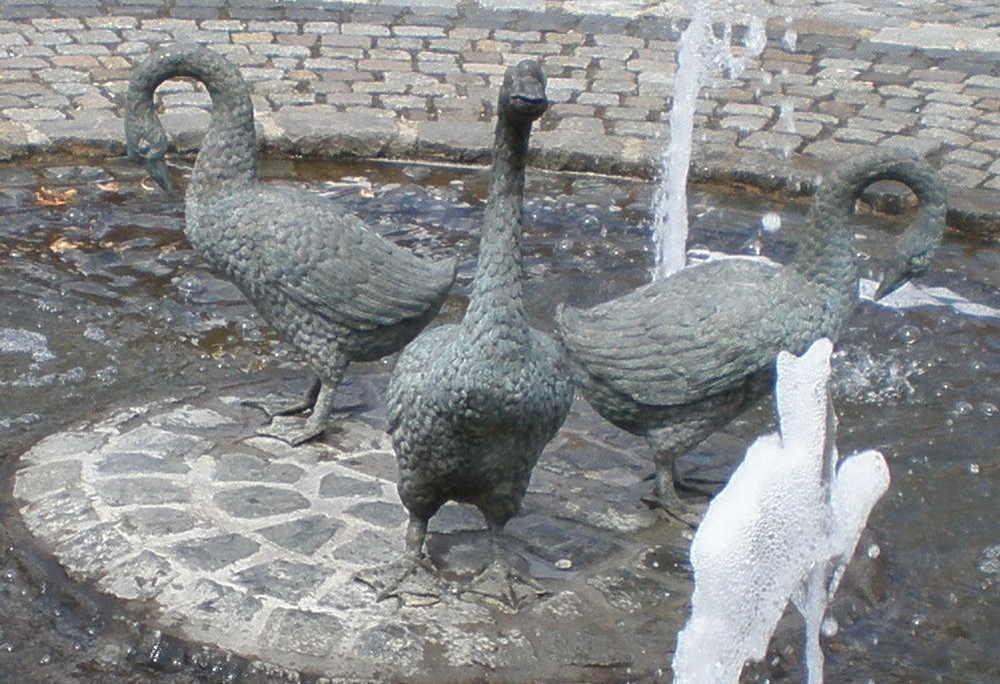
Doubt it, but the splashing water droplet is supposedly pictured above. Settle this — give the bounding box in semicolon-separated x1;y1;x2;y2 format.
760;212;782;233
969;463;980;474
893;324;922;345
782;27;798;52
821;617;839;637
979;544;1000;574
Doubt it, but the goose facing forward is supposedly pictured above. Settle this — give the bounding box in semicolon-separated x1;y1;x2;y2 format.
357;61;573;607
556;148;947;525
124;44;456;445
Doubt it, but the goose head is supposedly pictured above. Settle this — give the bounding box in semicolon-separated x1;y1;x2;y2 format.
124;95;174;195
873;247;933;300
873;182;947;300
498;59;548;123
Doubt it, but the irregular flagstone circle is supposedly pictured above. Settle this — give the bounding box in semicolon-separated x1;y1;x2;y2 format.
12;385;695;682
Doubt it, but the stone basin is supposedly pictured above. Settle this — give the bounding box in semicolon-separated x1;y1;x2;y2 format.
1;156;999;682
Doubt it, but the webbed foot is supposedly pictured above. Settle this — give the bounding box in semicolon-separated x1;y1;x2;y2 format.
460;556;547;611
355;556;444;606
256;414;325;446
642;492;705;527
643;466;706;527
254;382;342;446
242;378;321;418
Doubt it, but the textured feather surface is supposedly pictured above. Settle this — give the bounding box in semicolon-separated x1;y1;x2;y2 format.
191;185;456;332
557;258;829;407
387;323;572;519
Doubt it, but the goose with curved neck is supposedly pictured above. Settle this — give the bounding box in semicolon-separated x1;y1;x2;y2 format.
125;44;457;445
556;148;947;525
357;61;573;607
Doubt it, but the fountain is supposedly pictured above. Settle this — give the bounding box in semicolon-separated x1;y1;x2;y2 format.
1;2;1000;681
2;147;999;684
651;0;767;278
671;338;890;683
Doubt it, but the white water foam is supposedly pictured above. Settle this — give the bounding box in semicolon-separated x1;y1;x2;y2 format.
672;339;890;684
859;278;1000;320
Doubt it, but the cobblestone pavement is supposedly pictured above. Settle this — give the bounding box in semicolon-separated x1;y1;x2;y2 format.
13;376;709;682
1;0;999;236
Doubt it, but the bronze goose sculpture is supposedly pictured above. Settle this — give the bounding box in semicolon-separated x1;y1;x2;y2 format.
556;148;947;525
358;61;573;607
124;44;456;445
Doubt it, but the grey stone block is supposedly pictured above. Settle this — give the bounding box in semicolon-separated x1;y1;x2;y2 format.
100;550;174;600
256;515;342;554
13;460;83;499
235;559;333;601
318;473;382;499
188;579;263;622
213;452;304;483
97;452;190;475
272;106;401;157
262;608;344;657
174;533;260;571
20;431;106;464
97;477;191;506
122;507;200;536
345;500;407;528
214;485;311;519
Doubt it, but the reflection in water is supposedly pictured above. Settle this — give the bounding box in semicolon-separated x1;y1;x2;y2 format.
0;157;998;681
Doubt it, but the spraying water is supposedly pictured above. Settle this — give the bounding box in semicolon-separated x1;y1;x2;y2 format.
651;0;767;279
671;339;890;684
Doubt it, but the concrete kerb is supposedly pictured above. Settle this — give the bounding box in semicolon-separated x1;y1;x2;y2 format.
1;3;1000;237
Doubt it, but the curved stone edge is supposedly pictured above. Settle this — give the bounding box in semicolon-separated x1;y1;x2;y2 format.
7;388;681;683
3;111;997;242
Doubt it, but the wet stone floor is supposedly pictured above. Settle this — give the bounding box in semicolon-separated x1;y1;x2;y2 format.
1;156;1000;682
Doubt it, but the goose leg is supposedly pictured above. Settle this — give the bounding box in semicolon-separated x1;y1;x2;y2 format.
646;463;705;528
242;377;321;418
355;516;444;605
257;357;346;446
461;523;547;611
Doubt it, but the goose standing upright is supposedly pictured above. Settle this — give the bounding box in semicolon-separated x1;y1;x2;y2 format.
124;45;456;445
556;148;947;525
358;60;573;607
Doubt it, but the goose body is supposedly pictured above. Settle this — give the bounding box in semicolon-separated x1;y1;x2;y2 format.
125;45;456;444
557;148;947;524
360;61;573;606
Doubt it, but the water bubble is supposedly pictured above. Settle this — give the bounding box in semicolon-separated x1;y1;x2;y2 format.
820;617;839;637
889;326;925;349
980;402;998;416
867;543;881;559
555;558;572;570
979;544;1000;574
969;463;980;475
175;273;204;297
760;212;781;233
953;401;974;416
782;28;798;52
581;214;600;230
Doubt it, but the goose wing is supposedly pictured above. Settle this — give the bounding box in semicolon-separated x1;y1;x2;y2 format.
247;187;457;330
557;259;822;406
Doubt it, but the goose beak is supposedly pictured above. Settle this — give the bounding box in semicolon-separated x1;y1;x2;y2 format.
873;261;910;300
145;156;174;195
